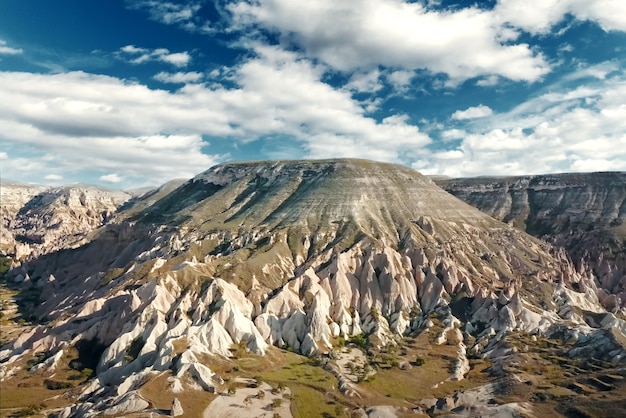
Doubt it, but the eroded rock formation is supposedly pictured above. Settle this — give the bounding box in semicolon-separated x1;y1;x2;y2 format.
1;181;131;259
1;160;625;417
438;172;626;311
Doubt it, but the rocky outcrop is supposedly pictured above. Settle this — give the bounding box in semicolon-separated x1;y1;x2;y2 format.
0;181;48;254
2;160;625;415
171;397;183;416
437;172;626;311
1;182;131;259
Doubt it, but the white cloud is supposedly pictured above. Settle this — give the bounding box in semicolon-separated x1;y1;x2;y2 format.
417;71;626;177
0;46;431;186
570;158;626;172
118;45;191;67
127;1;210;32
494;0;626;34
0;40;23;55
476;75;500;87
100;173;124;183
160;52;191;66
451;104;493;120
154;71;203;83
441;129;466;141
120;45;145;54
432;149;464;160
227;0;550;83
44;174;63;181
345;70;383;93
386;70;415;93
224;0;626;86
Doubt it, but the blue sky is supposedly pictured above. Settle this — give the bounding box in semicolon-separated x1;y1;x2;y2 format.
1;0;625;188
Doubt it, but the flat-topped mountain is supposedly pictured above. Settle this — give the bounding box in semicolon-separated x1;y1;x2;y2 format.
137;159;495;230
1;160;625;418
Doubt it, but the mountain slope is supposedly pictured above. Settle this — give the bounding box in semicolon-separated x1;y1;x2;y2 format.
1;181;48;255
1;160;625;417
437;172;626;311
1;182;131;259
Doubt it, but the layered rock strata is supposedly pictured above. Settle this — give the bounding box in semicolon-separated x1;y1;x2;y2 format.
438;172;626;311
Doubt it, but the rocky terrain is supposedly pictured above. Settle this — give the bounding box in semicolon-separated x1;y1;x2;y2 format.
1;181;132;260
1;182;48;256
1;160;625;417
438;173;626;312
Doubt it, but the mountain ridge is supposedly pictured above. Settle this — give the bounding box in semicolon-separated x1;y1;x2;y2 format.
437;171;626;312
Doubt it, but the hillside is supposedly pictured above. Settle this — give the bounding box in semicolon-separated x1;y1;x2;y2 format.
1;160;625;418
1;181;131;259
438;172;626;312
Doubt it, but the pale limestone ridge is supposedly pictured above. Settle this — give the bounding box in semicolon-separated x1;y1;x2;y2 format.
1;182;131;259
1;181;48;254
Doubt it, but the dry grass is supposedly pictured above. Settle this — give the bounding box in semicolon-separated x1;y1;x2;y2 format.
139;372;217;417
260;351;343;417
0;348;88;416
140;347;348;417
225;348;346;418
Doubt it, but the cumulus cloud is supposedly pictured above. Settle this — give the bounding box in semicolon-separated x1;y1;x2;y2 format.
127;0;216;33
476;75;500;87
44;174;63;181
133;1;200;24
154;71;203;83
0;40;23;55
227;0;550;83
100;173;124;183
345;70;383;93
223;0;626;85
493;0;626;34
0;46;430;186
118;45;191;67
416;71;626;177
386;70;415;92
451;105;494;120
441;129;466;141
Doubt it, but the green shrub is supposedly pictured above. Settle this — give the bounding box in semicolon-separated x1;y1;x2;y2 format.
413;356;426;366
99;268;125;287
14;404;42;417
348;333;368;350
44;379;73;390
81;367;94;379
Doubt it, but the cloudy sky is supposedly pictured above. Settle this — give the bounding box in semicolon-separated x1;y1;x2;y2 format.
1;0;625;188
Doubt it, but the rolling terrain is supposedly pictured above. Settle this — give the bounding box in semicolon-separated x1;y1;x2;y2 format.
1;160;625;417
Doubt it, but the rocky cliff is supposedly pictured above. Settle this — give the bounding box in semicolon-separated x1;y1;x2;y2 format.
2;161;625;417
438;172;626;312
1;181;48;255
1;182;131;259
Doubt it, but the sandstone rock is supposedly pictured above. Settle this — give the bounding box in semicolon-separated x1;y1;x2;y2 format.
438;173;626;311
103;392;149;415
171;397;184;416
1;182;131;259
